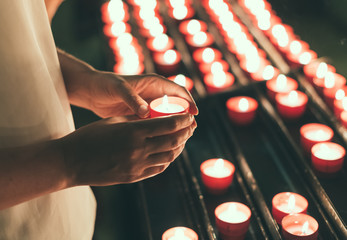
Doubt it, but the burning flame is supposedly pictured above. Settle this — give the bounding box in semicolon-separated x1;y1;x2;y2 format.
152;34;169;51
342;97;347;111
324;72;335;89
162;95;169;107
116;33;133;47
262;65;275;80
276;74;287;91
301;221;309;235
211;62;223;74
238;98;249;112
335;89;345;100
149;24;164;37
172;6;188;20
212;70;227;87
202;48;215;63
170;228;186;240
193;31;208;46
163;50;177;64
316;62;328;78
289;40;302;55
110;22;126;37
169;0;185;8
287;194;296;212
287;91;299;105
187;19;201;35
174;74;186;87
245;57;261;73
299;52;312;65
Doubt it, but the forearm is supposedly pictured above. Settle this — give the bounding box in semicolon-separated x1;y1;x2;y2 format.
0;140;70;210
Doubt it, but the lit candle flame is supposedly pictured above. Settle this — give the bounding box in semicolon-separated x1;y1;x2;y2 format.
163;50;177;64
173;6;188;20
116;33;133;48
168;228;188;240
335;89;345;100
262;65;275;80
202;48;215;63
212;70;227;87
110;22;126;37
162;95;169;108
187;19;201;35
301;221;309;235
342;97;347;111
276;74;287;91
149;24;164;37
211;62;223;74
324;72;335;89
288;194;296;212
316;62;328;78
174;74;186;87
227;203;237;215
272;24;286;39
193;31;207;46
169;0;185;8
239;98;249;112
245;57;261;73
299;52;312;65
289;40;302;55
213;158;225;171
287;91;299;104
152;34;169;51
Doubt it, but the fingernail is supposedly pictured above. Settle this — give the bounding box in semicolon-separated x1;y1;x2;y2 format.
139;105;149;117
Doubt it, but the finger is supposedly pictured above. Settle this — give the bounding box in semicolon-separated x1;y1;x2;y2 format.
138;164;169;180
137;113;195;137
145;121;196;154
117;78;150;118
146;143;186;166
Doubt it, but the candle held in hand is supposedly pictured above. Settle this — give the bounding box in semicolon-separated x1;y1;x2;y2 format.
150;95;189;117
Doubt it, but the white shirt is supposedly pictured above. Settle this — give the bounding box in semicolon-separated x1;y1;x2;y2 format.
0;0;96;239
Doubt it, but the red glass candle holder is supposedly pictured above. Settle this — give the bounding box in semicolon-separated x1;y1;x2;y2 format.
311;142;345;173
203;72;235;93
266;75;298;101
300;123;334;153
275;90;308;120
287;50;317;68
149;96;189;118
179;19;207;36
282;214;319;240
272;192;308;225
153;49;181;74
147;35;174;53
313;72;346;96
192;47;223;64
168;74;194;92
199;60;229;76
162;226;198;240
215;202;251;240
226;96;258;125
200;158;235;194
185;32;214;50
303;61;336;83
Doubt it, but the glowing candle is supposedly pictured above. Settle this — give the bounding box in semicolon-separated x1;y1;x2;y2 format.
303;61;336;83
266;74;298;100
162;227;198;240
215;202;251;240
272;192;308;224
149;95;189;117
202;47;215;63
153;49;181;74
172;6;188;20
179;19;207;36
200;158;235;194
313;72;346;96
203;71;235;93
311;142;345;173
226;96;258;125
282;214;319;240
300;123;334;153
147;34;174;53
275;90;308;120
168;74;194;92
186;31;213;49
333;91;347;119
193;47;222;64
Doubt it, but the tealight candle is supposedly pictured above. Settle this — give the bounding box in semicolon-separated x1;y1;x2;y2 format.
162;227;198;240
215;202;251;240
203;71;235;93
283;40;309;61
147;34;174;53
149;95;189;117
198;60;229;76
186;31;214;50
200;158;235;194
179;19;207;36
192;47;223;64
303;61;336;83
300;123;334;153
311;142;345;173
168;74;194;92
249;64;280;82
272;192;308;224
287;50;317;68
266;74;298;100
275;90;308;120
153;49;181;74
282;214;319;240
313;72;346;96
226;96;258;125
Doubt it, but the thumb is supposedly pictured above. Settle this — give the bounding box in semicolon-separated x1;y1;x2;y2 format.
118;81;149;118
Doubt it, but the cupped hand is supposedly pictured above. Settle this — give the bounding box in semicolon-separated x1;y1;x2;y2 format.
68;71;198;118
59;113;197;187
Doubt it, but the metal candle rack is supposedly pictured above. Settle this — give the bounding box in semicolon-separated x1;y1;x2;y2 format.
98;0;347;239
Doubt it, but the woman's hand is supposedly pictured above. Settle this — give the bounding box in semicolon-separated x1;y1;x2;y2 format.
60;113;197;187
67;70;198;118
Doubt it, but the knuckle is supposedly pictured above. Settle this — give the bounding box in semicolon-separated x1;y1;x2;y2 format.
170;138;179;148
168;119;179;131
167;151;176;162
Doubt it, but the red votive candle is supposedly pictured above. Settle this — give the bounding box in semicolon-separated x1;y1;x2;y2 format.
162;226;198;240
147;34;174;53
153;49;181;74
149;95;189;118
215;202;251;240
250;64;280;82
275;90;308;120
282;214;319;240
199;60;229;76
179;19;207;36
300;123;334;153
311;142;345;173
203;71;235;93
266;74;298;101
313;72;346;96
200;158;235;194
168;74;194;92
323;86;344;109
186;31;214;50
226;96;258;125
287;50;317;68
272;192;308;225
283;39;309;60
303;61;336;84
192;47;223;64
